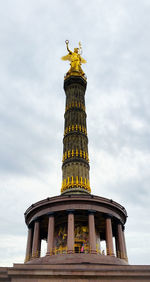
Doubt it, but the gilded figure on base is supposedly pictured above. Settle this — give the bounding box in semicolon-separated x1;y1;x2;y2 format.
62;40;86;79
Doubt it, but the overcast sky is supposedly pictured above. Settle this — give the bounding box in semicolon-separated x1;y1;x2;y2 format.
0;0;150;266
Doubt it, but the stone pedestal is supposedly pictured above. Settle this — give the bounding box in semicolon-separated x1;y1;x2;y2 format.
2;262;150;282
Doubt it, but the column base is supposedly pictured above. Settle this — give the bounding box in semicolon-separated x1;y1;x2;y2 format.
67;250;74;254
46;250;53;256
31;256;39;260
24;256;31;263
90;250;97;254
107;253;115;257
25;253;129;266
117;251;128;260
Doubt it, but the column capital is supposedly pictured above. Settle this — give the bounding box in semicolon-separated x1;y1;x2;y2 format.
88;209;96;215
33;217;40;223
116;218;123;225
104;213;113;219
47;212;55;217
67;209;75;214
116;220;124;229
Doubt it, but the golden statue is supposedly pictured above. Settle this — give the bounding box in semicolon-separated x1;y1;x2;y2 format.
62;40;87;79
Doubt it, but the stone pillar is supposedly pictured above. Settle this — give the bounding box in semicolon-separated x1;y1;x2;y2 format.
67;210;74;254
105;215;115;256
47;212;55;255
88;211;97;254
99;232;101;254
117;222;126;259
122;226;128;262
25;226;33;262
115;232;119;258
32;219;41;259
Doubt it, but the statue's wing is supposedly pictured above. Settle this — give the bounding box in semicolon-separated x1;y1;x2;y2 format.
61;54;72;61
81;57;87;64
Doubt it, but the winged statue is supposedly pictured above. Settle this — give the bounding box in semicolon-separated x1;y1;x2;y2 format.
61;40;86;78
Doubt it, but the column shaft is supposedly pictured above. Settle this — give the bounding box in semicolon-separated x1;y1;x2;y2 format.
122;228;128;262
67;212;74;253
88;212;97;254
47;215;55;255
32;220;40;258
115;233;119;258
25;227;33;262
99;232;101;254
106;217;114;256
117;223;126;259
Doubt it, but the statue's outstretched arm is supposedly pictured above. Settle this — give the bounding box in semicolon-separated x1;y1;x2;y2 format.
65;40;72;54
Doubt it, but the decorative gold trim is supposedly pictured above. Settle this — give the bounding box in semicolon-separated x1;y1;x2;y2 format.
31;251;40;259
62;150;89;162
65;101;85;112
61;176;91;193
117;251;128;261
24;255;31;263
54;246;68;255
64;71;87;81
64;124;87;136
50;245;103;255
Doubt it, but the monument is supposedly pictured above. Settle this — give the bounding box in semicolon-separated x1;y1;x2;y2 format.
0;41;150;281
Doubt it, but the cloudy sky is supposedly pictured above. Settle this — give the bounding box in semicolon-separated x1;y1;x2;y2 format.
0;0;150;266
